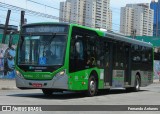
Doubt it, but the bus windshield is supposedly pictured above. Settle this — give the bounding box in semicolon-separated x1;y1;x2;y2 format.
18;34;67;66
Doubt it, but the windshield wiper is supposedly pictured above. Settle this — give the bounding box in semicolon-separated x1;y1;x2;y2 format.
48;33;56;45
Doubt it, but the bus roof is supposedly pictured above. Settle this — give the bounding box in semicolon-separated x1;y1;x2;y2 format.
104;32;153;48
70;24;152;48
22;22;69;27
22;22;152;48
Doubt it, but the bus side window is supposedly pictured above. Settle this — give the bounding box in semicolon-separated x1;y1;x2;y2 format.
69;26;98;73
96;40;106;67
85;35;96;67
148;48;153;62
75;40;84;60
70;39;75;59
132;45;141;62
69;33;85;72
142;47;148;62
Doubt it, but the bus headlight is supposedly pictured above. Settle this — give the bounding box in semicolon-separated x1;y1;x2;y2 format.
16;70;24;79
56;70;65;77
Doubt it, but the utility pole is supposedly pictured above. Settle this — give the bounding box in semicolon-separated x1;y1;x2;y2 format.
20;11;25;28
2;10;11;43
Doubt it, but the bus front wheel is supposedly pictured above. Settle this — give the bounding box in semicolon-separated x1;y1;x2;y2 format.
42;89;53;96
86;75;98;97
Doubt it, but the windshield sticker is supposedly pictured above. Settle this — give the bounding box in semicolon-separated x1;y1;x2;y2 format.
39;57;47;65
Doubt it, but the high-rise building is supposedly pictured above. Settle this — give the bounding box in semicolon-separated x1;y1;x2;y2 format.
95;0;112;30
59;0;112;30
59;0;71;22
70;0;86;25
120;3;154;36
85;0;96;28
150;0;160;36
120;7;134;36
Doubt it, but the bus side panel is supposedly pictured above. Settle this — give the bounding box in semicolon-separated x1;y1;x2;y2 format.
130;45;153;87
140;71;153;86
67;25;104;91
131;70;153;87
68;68;104;91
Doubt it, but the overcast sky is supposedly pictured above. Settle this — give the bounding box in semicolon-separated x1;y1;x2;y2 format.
0;0;156;31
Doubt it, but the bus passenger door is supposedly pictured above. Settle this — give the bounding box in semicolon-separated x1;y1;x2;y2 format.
124;45;131;85
112;42;125;88
100;41;113;88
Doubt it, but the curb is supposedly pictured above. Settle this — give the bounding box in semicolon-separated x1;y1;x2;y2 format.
0;87;18;90
153;79;160;84
0;79;17;90
153;81;160;84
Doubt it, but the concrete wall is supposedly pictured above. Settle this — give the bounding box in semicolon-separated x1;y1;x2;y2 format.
0;44;16;79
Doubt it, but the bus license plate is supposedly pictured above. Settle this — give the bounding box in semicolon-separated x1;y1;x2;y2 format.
32;83;43;88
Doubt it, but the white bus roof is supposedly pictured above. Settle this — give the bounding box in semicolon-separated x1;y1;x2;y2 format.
104;32;152;48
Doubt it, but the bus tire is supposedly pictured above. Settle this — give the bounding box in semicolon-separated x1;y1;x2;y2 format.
134;75;140;92
86;75;98;97
42;89;53;96
126;76;140;92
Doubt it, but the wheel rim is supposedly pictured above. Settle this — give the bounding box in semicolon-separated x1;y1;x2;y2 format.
90;80;96;94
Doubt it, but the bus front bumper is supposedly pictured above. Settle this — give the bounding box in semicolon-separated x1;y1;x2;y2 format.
15;74;68;90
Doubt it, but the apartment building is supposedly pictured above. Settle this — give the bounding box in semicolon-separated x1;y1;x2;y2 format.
59;0;71;22
59;0;112;30
70;0;86;25
85;0;96;28
95;0;112;30
120;3;154;36
120;7;133;36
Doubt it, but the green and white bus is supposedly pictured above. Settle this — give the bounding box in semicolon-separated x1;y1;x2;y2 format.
15;23;153;96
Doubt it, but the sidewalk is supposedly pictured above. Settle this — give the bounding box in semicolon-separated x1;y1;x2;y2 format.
153;79;160;84
0;79;17;90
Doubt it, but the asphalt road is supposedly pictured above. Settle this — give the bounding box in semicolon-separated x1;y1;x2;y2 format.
0;83;160;114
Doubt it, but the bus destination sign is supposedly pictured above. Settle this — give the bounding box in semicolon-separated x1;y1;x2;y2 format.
23;25;68;33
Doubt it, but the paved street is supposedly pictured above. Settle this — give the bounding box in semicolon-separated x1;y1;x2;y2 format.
0;83;160;105
0;81;160;113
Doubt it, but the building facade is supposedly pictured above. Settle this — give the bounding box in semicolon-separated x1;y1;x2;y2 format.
85;0;96;28
94;0;112;30
120;3;154;36
150;0;160;36
59;0;71;22
120;7;134;36
59;0;112;30
70;0;86;25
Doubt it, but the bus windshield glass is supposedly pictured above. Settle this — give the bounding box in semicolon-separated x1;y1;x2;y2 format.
18;34;67;66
